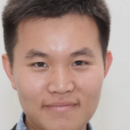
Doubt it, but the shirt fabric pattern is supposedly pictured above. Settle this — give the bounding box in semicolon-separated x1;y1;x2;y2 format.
15;112;94;130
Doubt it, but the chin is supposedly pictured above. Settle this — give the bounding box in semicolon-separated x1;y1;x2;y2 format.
39;121;86;130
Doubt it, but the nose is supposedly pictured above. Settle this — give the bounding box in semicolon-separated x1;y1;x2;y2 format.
47;67;75;94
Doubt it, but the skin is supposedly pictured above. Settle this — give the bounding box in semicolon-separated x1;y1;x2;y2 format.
2;14;112;130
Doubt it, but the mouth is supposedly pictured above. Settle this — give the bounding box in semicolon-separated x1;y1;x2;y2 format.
44;101;78;113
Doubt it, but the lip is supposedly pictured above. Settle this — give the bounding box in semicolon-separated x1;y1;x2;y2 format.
44;101;78;112
45;101;77;107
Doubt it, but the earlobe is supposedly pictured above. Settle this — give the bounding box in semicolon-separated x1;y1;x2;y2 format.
104;51;113;78
2;54;17;90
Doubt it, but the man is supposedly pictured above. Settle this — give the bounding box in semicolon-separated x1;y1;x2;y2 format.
2;0;112;130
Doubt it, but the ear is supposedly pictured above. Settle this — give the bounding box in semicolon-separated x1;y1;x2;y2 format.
2;54;17;90
104;51;113;78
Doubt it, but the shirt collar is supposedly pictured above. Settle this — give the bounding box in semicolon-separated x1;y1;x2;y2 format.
16;112;28;130
16;112;94;130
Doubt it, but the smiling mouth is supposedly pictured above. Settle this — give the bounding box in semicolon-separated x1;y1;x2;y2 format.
44;101;78;112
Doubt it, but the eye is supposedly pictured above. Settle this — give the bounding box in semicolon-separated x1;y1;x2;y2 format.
32;62;48;68
73;61;88;66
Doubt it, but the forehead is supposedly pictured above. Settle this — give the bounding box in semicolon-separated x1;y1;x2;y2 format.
16;14;100;56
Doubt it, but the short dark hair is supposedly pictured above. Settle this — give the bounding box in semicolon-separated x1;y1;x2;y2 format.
2;0;110;65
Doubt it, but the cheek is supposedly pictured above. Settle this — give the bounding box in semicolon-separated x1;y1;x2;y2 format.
76;68;104;119
76;67;104;104
13;69;48;100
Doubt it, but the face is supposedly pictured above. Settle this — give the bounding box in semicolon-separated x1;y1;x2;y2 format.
2;14;112;130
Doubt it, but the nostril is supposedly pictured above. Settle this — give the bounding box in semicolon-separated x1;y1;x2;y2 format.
47;82;75;94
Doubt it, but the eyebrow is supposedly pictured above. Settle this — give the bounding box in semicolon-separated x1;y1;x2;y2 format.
25;47;94;59
25;49;49;59
70;47;94;58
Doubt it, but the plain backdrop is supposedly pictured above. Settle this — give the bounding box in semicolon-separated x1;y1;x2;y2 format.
0;0;130;130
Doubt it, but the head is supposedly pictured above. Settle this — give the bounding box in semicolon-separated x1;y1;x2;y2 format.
2;0;112;130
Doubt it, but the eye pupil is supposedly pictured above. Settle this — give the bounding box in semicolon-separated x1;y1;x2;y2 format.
75;61;83;65
37;62;44;67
